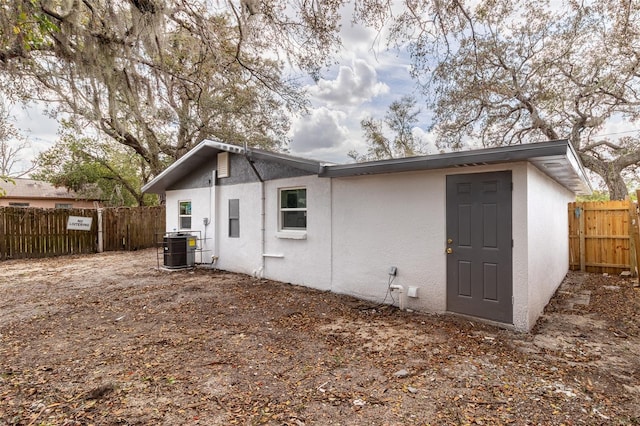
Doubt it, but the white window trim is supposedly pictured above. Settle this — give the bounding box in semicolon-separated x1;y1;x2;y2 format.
276;230;307;240
178;200;192;230
278;187;307;237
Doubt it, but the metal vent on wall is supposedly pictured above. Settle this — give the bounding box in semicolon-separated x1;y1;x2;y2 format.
218;152;230;178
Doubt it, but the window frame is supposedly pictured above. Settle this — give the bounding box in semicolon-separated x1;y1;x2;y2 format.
278;187;307;234
178;200;192;230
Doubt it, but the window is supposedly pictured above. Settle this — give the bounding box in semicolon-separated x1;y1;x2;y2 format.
55;203;73;209
229;199;239;238
9;202;29;207
279;188;306;230
179;201;192;229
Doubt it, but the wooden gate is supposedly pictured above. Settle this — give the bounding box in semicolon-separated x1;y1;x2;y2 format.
101;206;165;251
569;200;640;274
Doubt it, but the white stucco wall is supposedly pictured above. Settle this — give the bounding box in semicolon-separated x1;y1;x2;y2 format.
216;182;263;275
164;160;574;332
261;175;333;291
524;164;574;329
331;164;531;324
331;170;447;311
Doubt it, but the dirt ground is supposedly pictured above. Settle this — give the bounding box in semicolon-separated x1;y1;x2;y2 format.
0;250;639;425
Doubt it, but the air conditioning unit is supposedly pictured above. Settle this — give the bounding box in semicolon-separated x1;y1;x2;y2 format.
163;233;197;268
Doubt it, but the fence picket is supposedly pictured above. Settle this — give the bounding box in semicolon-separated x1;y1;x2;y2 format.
0;206;165;260
569;200;635;274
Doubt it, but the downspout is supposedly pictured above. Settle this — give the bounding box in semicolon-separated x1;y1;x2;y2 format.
245;150;265;278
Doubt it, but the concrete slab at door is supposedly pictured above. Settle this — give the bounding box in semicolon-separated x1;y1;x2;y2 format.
446;171;513;323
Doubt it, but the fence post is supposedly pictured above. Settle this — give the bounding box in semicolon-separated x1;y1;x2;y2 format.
0;208;5;260
578;202;586;272
97;208;104;253
628;199;638;277
632;191;640;277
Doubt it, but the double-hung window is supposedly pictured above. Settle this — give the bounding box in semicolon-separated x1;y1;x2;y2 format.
179;200;192;229
279;188;307;230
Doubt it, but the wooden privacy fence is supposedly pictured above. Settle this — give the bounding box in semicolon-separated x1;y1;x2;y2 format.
569;199;640;275
0;206;165;260
0;207;98;260
101;207;165;251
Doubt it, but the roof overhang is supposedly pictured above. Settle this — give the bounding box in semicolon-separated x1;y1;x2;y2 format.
245;149;323;174
319;139;592;195
142;139;322;194
142;139;241;194
142;138;591;196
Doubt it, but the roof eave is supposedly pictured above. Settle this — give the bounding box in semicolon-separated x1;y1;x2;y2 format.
246;149;322;174
142;140;323;194
319;139;591;195
142;139;243;194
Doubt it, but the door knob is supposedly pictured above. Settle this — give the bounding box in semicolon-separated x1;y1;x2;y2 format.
446;248;453;254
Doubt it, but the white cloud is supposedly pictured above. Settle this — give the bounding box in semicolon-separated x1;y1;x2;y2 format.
309;59;389;107
412;127;439;154
289;107;350;154
4;103;59;174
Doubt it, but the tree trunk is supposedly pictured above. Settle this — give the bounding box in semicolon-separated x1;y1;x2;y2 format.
603;172;629;200
578;153;628;200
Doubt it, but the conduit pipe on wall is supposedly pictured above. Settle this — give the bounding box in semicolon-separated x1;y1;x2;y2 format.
389;284;406;310
245;151;266;278
203;172;213;263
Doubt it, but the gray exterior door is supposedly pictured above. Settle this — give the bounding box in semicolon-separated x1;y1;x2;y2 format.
446;171;512;323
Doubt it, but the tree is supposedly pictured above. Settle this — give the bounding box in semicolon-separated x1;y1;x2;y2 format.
0;101;36;177
0;1;473;183
33;123;157;206
350;95;426;161
0;1;344;188
386;0;640;199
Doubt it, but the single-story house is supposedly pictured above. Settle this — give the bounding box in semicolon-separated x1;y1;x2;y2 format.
0;178;102;209
142;139;591;331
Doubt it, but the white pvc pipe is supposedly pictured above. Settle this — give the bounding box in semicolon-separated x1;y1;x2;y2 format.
389;284;406;310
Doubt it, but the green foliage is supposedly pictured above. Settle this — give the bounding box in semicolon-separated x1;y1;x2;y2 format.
32;125;156;206
0;0;341;183
577;191;610;202
13;2;59;51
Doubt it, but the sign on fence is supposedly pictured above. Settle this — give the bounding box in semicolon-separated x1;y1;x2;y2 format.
67;216;93;231
1;206;164;260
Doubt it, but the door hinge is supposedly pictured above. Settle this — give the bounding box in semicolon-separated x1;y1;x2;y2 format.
510;182;513;191
511;239;514;248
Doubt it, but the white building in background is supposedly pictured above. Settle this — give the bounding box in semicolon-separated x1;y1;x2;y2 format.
142;139;591;332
